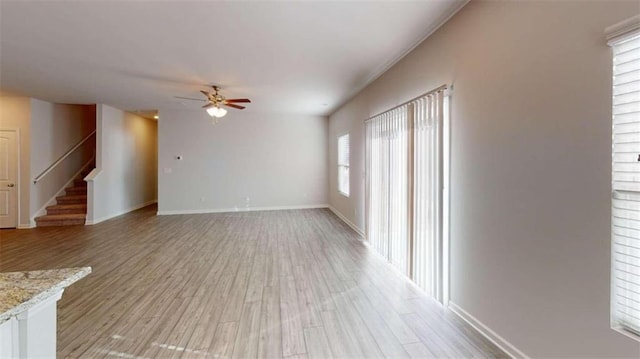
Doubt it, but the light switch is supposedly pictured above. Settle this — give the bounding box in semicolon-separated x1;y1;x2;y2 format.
163;167;173;174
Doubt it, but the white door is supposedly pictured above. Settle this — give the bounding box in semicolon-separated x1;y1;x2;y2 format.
0;130;18;228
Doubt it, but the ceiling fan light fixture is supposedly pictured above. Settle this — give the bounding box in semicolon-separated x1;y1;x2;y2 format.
184;86;249;120
206;106;227;118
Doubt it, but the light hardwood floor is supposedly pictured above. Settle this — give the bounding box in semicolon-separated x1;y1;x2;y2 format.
0;206;506;358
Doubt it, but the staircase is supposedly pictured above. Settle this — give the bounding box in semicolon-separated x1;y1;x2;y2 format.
34;167;93;227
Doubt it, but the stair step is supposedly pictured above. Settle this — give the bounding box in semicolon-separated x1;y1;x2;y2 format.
74;179;87;187
35;213;86;227
65;186;87;195
56;195;87;204
46;203;87;215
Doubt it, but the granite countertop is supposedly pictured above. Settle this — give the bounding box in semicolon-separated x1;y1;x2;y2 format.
0;267;91;324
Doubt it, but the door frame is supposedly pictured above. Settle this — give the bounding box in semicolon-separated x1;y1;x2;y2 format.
0;128;21;229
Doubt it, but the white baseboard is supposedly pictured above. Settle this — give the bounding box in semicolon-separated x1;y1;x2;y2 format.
17;223;35;229
86;199;157;225
328;205;364;238
156;204;329;216
448;301;527;359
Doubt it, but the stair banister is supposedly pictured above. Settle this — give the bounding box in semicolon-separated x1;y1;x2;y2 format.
33;130;96;184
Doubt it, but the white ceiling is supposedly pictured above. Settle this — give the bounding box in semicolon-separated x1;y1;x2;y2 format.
0;1;465;116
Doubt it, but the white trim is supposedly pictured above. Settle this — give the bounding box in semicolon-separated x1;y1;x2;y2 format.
337;190;350;198
611;326;640;342
85;199;157;225
30;157;95;224
328;205;364;238
606;15;640;44
84;167;100;182
17;224;34;229
448;301;527;359
157;204;329;216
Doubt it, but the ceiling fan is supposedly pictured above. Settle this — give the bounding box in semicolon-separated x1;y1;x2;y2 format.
175;86;251;118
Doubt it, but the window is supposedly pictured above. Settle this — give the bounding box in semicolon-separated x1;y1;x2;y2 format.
365;86;448;301
609;21;640;338
338;134;350;196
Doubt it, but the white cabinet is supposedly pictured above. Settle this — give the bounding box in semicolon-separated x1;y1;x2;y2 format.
0;290;63;359
0;267;91;359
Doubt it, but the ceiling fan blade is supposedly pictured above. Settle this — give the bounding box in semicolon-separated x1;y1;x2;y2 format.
224;103;245;110
225;98;251;103
200;90;210;97
202;103;215;109
175;96;206;101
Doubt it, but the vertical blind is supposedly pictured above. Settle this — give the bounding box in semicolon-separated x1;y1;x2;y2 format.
366;107;410;273
412;92;443;298
338;134;350;196
611;31;640;336
366;87;445;296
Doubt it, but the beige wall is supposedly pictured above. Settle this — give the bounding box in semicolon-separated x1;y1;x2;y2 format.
30;99;95;222
87;105;157;224
328;0;640;357
157;110;328;214
0;92;31;227
328;94;367;232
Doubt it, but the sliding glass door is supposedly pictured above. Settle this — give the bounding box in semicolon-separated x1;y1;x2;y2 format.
366;88;446;300
366;107;410;274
